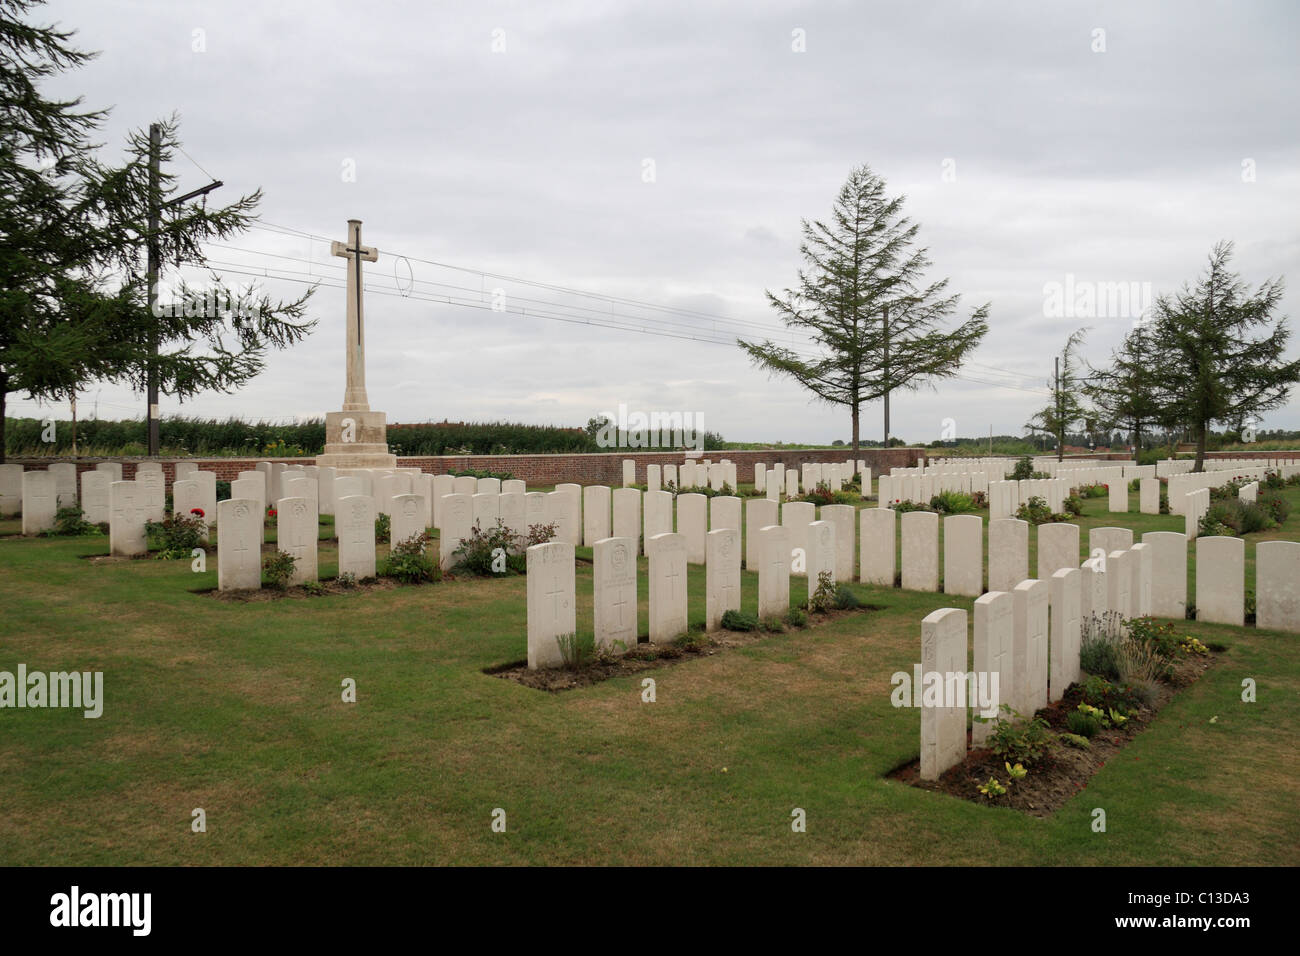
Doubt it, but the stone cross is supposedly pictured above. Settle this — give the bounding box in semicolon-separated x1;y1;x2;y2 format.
331;218;379;412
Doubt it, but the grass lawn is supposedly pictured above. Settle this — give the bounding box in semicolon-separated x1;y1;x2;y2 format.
0;483;1296;865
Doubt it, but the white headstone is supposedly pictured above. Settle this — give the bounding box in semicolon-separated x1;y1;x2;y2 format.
988;518;1029;593
439;493;473;572
705;528;742;631
336;494;377;579
80;470;112;525
1256;540;1300;633
217;497;262;590
94;461;124;483
171;479;209;542
390;493;425;546
1143;531;1187;619
622;459;636;488
900;511;939;591
806;519;836;605
544;490;579;552
109;480;148;555
1037;522;1080;582
942;514;983;597
676;493;707;565
277;496;318;585
972;591;1013;745
472;492;500;534
527;541;576;669
500;491;526;539
583;485;612;546
136;468;166;522
644;489;673;543
758;525;791;619
820;504;856;583
20;470;56;534
648;532;689;643
920;607;967;781
709;495;741;533
593;536;638;652
745;498;778;571
431;474;454;527
1139;477;1160;514
48;462;77;508
1013;578;1050;715
612;487;641;553
781;500;815;576
859;508;896;586
1049;567;1082;700
1196;535;1244;625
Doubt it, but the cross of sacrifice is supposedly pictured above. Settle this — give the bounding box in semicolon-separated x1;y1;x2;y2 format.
331;219;379;412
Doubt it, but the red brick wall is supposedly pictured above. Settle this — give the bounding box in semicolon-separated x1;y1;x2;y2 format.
12;447;925;491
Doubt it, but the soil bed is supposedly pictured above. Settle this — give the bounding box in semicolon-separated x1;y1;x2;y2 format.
889;652;1216;817
490;604;885;692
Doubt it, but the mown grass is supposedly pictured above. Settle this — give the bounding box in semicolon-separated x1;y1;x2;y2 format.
0;482;1296;865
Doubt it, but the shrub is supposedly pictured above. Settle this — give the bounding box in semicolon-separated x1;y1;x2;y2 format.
216;480;231;501
384;531;439;583
809;570;836;613
1062;494;1084;516
674;631;709;652
145;512;207;558
1066;708;1101;738
930;490;975;514
43;506;103;537
336;572;357;588
301;580;326;596
263;550;297;590
981;705;1053;766
785;607;808;628
453;521;518;576
1058;732;1092;749
1260;493;1290;525
891;500;934;514
721;609;758;631
1080;630;1122;681
1010;456;1034;481
833;584;859;610
760;616;786;633
555;632;599;670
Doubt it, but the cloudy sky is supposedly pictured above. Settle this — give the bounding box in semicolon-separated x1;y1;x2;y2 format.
21;0;1300;444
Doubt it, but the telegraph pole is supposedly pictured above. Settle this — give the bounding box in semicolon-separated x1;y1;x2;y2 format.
144;123;223;456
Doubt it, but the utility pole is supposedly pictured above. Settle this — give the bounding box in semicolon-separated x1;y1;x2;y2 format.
1054;355;1062;461
144;123;223;456
882;304;890;445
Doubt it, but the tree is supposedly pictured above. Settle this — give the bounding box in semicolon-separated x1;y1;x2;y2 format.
1145;241;1299;472
1084;323;1167;452
1025;328;1088;461
738;164;989;454
0;1;315;462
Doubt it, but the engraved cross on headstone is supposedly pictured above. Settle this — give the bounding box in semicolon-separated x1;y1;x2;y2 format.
331;219;379;412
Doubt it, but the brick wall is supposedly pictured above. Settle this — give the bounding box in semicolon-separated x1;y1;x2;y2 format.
10;447;925;491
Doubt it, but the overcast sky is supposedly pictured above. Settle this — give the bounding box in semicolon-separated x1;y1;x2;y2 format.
21;0;1300;445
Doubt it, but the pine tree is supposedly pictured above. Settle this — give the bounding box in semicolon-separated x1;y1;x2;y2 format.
1145;241;1299;472
1025;328;1089;461
1085;323;1168;453
738;164;989;453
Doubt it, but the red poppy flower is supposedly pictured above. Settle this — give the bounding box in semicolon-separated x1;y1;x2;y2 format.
190;508;205;517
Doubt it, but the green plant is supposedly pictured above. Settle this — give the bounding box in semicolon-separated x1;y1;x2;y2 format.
785;607;808;628
1010;456;1034;481
453;520;524;576
145;512;207;558
721;609;758;631
833;584;859;610
1014;495;1068;525
1067;707;1101;738
42;506;103;537
759;616;786;633
301;580;326;596
980;705;1053;766
383;531;439;584
555;631;598;670
1062;493;1084;516
1058;732;1092;749
336;572;357;589
374;512;391;544
809;570;837;613
978;777;1006;798
1004;761;1027;781
673;631;709;652
263;550;297;590
930;490;975;514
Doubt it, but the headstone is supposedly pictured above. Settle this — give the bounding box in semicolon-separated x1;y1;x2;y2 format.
988;518;1029;593
593;536;638;651
472;492;500;533
544;490;579;550
235;471;266;513
136;461;162;474
0;463;23;516
612;488;641;553
439;493;473;572
20;470;56;534
108;480;148;555
806;519;836;605
137;468;166;522
583;485;612;546
622;459;636;488
753;464;766;492
785;468;798;499
555;484;583;546
80;470;112;525
432;474;454;527
1143;531;1187;619
94;461;124;483
644;490;673;542
477;477;502;495
919;607;967;781
1256;540;1300;633
500;491;526;539
758;525;791;619
502;479;526;496
745;498;777;571
391;493;426;546
193;471;218;527
217;497;262;590
781;500;815;575
1090;526;1133;557
523;491;547;535
859;508;896;586
373;473;398;517
1139;477;1160;514
1108;480;1128;513
526;541;576;669
1049;567;1083;700
1106;550;1134;626
1037;522;1080;582
664;464;678;490
48;462;77;508
900;511;939;591
676;493;707;565
453;475;477;496
1129;542;1152;618
336;494;377;579
1196;536;1244;625
318;465;338;516
277;496;318;585
709;495;741;533
972;591;1013;745
170;479;208;541
1013;578;1050;715
705;528;742;631
942;514;983;597
647;532;689;643
819;504;855;583
646;465;661;495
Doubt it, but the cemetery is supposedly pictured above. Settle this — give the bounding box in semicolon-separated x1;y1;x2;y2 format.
2;0;1297;878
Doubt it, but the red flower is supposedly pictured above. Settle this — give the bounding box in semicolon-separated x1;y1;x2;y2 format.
267;508;278;518
190;507;205;518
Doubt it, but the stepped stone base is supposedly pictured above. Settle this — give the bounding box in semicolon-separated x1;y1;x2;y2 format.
315;409;397;470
